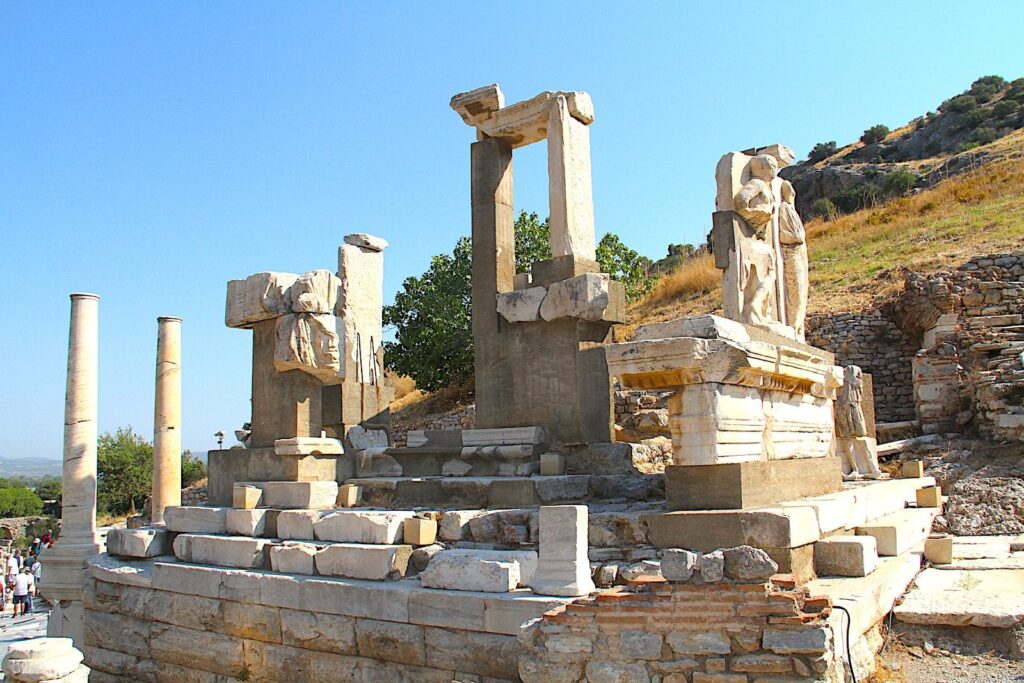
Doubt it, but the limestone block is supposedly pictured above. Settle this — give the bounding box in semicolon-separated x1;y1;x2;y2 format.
289;269;339;314
548;94;596;261
163;506;228;534
462;427;545;446
337;240;385;385
529;505;596;597
344;233;389;252
439;510;484;541
106;527;170;558
173;534;271;569
539;273;613;322
356;450;402;477
277;510;324;540
901;460;924;478
226;509;268;537
88;554;155;589
539;452;565;476
233;484;263;509
442;459;473;477
270;542;318;575
314;543;412;580
916;485;943;508
404;517;438;546
814;536;879;577
722;545;778;580
273;313;343;383
661;549;698;582
667;630;732;656
406;430;428;447
925;535;953;564
314;510;415;544
762;626;830;654
496;287;547;323
338;483;360;508
273;436;344;456
347;424;388;450
419;553;519;593
261;480;339;509
2;644;84;682
857;508;935;556
225;271;297;328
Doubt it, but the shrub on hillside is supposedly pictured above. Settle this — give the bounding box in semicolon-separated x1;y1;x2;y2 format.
972;127;998;145
943;94;978;114
808;141;837;163
860;124;889;145
0;488;43;518
882;169;917;196
969;75;1006;103
993;100;1018;119
811;198;839;221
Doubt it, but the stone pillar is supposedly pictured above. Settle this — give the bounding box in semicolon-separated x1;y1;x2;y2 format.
547;95;596;262
152;316;182;525
529;505;595;597
44;294;103;646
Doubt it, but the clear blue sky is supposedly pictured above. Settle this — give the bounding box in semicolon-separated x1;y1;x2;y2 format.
2;2;1022;460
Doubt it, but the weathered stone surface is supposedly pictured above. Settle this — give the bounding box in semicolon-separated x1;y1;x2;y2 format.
343;233;389;252
441;458;473;477
530;505;596;597
273;436;344;456
6;638;75;661
280;608;356;654
619;630;663;660
163;506;228;534
106;528;169;558
403;517;438;546
173;534;270;569
356;450;403;477
584;661;651;683
497;287;548;323
814;536;879;577
273;312;343;383
232;483;263;509
894;568;1024;628
270;542;318;575
315;510;415;544
88;555;154;589
667;630;731;655
722;545;778;580
539;273;614;322
347;424;388;450
150;623;245;677
3;649;84;681
762;626;830;654
226;508;268;536
276;510;324;540
355;618;425;667
419;552;518;593
660;549;698;582
260;480;339;509
439;510;485;541
856;508;935;555
314;543;412;580
699;550;725;583
225;271;297;328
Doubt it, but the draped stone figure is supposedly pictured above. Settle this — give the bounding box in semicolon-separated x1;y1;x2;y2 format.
732;155;781;328
835;365;883;479
778;179;808;340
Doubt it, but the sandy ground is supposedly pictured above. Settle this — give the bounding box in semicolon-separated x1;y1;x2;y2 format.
881;648;1024;682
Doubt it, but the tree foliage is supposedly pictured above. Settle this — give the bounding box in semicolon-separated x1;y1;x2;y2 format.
860;124;890;145
383;211;652;391
97;427;153;514
181;449;207;488
0;488;43;518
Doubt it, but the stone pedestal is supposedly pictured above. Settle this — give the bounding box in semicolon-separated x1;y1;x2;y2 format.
44;294;102;645
2;637;89;683
152;316;182;525
529;505;595;597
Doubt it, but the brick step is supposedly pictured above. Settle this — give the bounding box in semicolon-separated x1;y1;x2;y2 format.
856;507;937;556
357;444;539;478
347;474;663;508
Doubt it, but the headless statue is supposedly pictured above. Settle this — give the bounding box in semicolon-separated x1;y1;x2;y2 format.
733;155;780;327
778;180;808;340
835;365;882;480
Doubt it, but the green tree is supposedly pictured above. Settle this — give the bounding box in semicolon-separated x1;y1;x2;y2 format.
34;476;62;503
881;169;917;196
860;124;890;145
383;212;651;391
97;427;153;514
808;141;837;163
0;488;43;518
181;449;207;488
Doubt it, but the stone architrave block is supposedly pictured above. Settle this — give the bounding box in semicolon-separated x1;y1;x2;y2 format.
539;452;565;476
106;527;170;559
337;484;360;508
404;518;438;546
273;437;344;456
314;510;415;544
314;543;412;580
226;509;268;537
270;542;318;575
496;287;548;323
261;481;339;509
163;506;229;534
539;273;612;322
225;271;298;328
529;505;596;597
233;484;263;510
814;536;879;577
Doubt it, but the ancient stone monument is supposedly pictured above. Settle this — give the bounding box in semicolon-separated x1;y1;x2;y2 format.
451;84;624;444
151;315;182;525
835;364;884;479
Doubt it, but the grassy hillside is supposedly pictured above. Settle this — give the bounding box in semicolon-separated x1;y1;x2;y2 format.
624;131;1024;335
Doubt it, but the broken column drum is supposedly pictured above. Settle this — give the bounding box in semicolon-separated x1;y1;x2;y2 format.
451;84;625;443
152;316;182;525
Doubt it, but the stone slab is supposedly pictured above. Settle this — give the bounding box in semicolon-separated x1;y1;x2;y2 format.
226;509;268;537
418;551;529;593
666;457;843;510
646;506;820;552
314;510;416;544
856;508;936;556
106;527;170;558
172;534;271;569
276;510;326;540
814;536;879;577
894;568;1024;628
259;480;339;509
314;543;412;580
88;554;155;589
462;427;546;446
274;437;344;456
270;542;318;575
163;506;229;534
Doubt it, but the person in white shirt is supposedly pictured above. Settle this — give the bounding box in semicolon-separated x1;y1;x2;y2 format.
12;567;34;617
30;556;41;583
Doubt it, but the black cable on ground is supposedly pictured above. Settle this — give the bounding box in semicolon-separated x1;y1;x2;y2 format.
831;604;857;683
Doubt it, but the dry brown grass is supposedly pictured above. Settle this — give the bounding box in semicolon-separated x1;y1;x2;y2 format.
625;143;1024;329
388;380;474;431
385;370;417;401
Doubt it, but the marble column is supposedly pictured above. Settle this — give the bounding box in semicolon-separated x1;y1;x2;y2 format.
44;293;103;646
152;316;182;525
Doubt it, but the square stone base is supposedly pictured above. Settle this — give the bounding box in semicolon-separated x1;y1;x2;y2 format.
666;457;842;510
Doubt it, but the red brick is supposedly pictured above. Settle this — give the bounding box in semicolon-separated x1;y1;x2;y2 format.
770;574;797;589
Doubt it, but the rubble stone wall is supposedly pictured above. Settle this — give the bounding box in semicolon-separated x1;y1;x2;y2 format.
389;405;476;447
519;576;839;683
